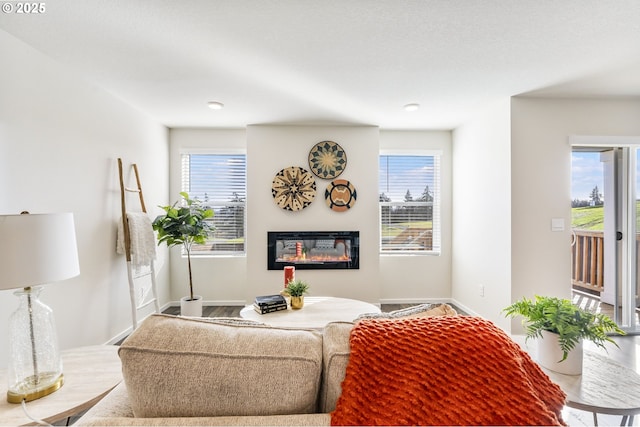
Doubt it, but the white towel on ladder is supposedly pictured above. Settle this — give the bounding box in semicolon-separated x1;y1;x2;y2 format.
117;212;156;268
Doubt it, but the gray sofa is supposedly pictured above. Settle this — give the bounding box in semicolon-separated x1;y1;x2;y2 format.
76;314;351;426
77;304;457;426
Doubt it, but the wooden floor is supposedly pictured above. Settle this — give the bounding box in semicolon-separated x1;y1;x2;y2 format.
572;289;640;329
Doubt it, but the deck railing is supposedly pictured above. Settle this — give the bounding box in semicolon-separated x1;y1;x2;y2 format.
572;230;640;295
571;229;604;294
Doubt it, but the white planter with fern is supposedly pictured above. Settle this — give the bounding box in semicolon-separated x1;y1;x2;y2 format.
538;330;583;375
504;295;624;377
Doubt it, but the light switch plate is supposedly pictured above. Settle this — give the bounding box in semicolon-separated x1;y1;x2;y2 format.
551;218;565;232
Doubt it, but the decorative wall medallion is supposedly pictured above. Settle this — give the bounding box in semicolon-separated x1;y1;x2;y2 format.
325;179;357;212
308;141;347;179
271;166;316;211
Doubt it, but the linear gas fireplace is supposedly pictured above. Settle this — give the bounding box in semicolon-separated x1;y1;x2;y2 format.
267;231;359;270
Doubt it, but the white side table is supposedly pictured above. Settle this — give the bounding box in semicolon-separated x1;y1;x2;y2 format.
240;296;380;328
545;351;640;426
513;336;640;426
0;345;121;426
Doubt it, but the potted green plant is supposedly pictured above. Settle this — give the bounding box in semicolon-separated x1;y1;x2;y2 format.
152;192;214;316
284;280;310;309
504;295;625;375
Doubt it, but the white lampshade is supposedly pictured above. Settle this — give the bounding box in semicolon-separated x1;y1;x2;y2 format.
0;212;80;403
0;213;80;290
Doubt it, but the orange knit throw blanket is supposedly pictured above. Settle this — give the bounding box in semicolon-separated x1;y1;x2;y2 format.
331;316;566;426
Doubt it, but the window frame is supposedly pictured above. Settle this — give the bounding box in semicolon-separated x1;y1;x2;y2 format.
379;150;441;256
180;149;247;257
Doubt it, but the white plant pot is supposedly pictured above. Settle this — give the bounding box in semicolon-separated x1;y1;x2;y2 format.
180;295;203;317
537;330;583;375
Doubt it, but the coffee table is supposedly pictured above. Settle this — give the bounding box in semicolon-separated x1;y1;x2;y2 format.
240;296;380;328
543;351;640;426
0;345;121;426
513;336;640;426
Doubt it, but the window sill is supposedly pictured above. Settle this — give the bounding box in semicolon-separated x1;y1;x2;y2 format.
380;251;440;257
183;253;246;258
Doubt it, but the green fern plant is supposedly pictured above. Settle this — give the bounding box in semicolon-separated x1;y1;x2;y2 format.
503;295;625;361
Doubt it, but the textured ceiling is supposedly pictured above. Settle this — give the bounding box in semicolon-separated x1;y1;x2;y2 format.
2;0;640;129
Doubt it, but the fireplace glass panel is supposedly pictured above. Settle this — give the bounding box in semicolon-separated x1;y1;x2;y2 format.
268;231;359;270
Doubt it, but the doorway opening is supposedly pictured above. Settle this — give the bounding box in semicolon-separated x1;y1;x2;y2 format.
571;146;640;332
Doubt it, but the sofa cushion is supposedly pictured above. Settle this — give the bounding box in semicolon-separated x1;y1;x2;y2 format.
118;314;323;418
319;321;353;413
355;302;457;320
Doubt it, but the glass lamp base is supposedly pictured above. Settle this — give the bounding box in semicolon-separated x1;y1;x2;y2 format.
7;372;64;403
7;286;64;404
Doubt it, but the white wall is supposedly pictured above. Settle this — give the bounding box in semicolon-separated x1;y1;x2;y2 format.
169;126;453;306
247;125;381;303
451;99;511;329
510;97;640;332
169;128;248;304
379;130;453;302
0;30;169;368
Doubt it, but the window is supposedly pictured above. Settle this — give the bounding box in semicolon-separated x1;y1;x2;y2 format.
181;153;246;255
379;153;441;254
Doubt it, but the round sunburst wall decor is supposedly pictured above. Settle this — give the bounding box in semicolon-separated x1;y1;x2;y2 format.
271;166;316;211
308;140;347;179
325;179;357;212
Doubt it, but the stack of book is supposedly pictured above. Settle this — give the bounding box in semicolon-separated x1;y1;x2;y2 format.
253;294;288;314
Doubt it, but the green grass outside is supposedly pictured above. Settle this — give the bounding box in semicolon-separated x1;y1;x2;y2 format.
571;205;604;230
572;201;640;230
382;221;432;238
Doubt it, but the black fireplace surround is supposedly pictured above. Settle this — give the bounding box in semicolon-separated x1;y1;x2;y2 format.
267;231;359;270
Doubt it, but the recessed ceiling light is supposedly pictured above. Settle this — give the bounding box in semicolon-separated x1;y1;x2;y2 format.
403;103;420;112
207;101;224;110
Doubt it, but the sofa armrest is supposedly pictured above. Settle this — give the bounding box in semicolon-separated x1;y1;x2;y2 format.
319;321;353;413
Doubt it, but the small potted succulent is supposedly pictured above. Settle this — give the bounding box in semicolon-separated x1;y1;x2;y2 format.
503;295;625;375
284;280;310;309
152;192;213;316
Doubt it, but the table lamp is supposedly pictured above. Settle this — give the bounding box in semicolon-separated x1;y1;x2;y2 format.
0;212;80;403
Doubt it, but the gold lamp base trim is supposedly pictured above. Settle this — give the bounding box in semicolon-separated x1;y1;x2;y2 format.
7;372;64;403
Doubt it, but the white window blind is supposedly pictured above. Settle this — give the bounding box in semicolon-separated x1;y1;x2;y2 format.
181;153;246;254
379;154;441;253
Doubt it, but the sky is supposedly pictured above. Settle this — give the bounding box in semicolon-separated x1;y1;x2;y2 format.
378;155;435;202
571;152;604;201
185;154;246;203
186;154;437;205
186;152;640;205
571;150;640;202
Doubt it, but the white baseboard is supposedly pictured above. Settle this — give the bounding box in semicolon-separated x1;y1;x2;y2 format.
165;299;247;307
106;327;132;345
449;298;480;317
105;301;178;345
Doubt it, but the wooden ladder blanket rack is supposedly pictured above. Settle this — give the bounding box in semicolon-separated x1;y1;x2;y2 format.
118;158;160;330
